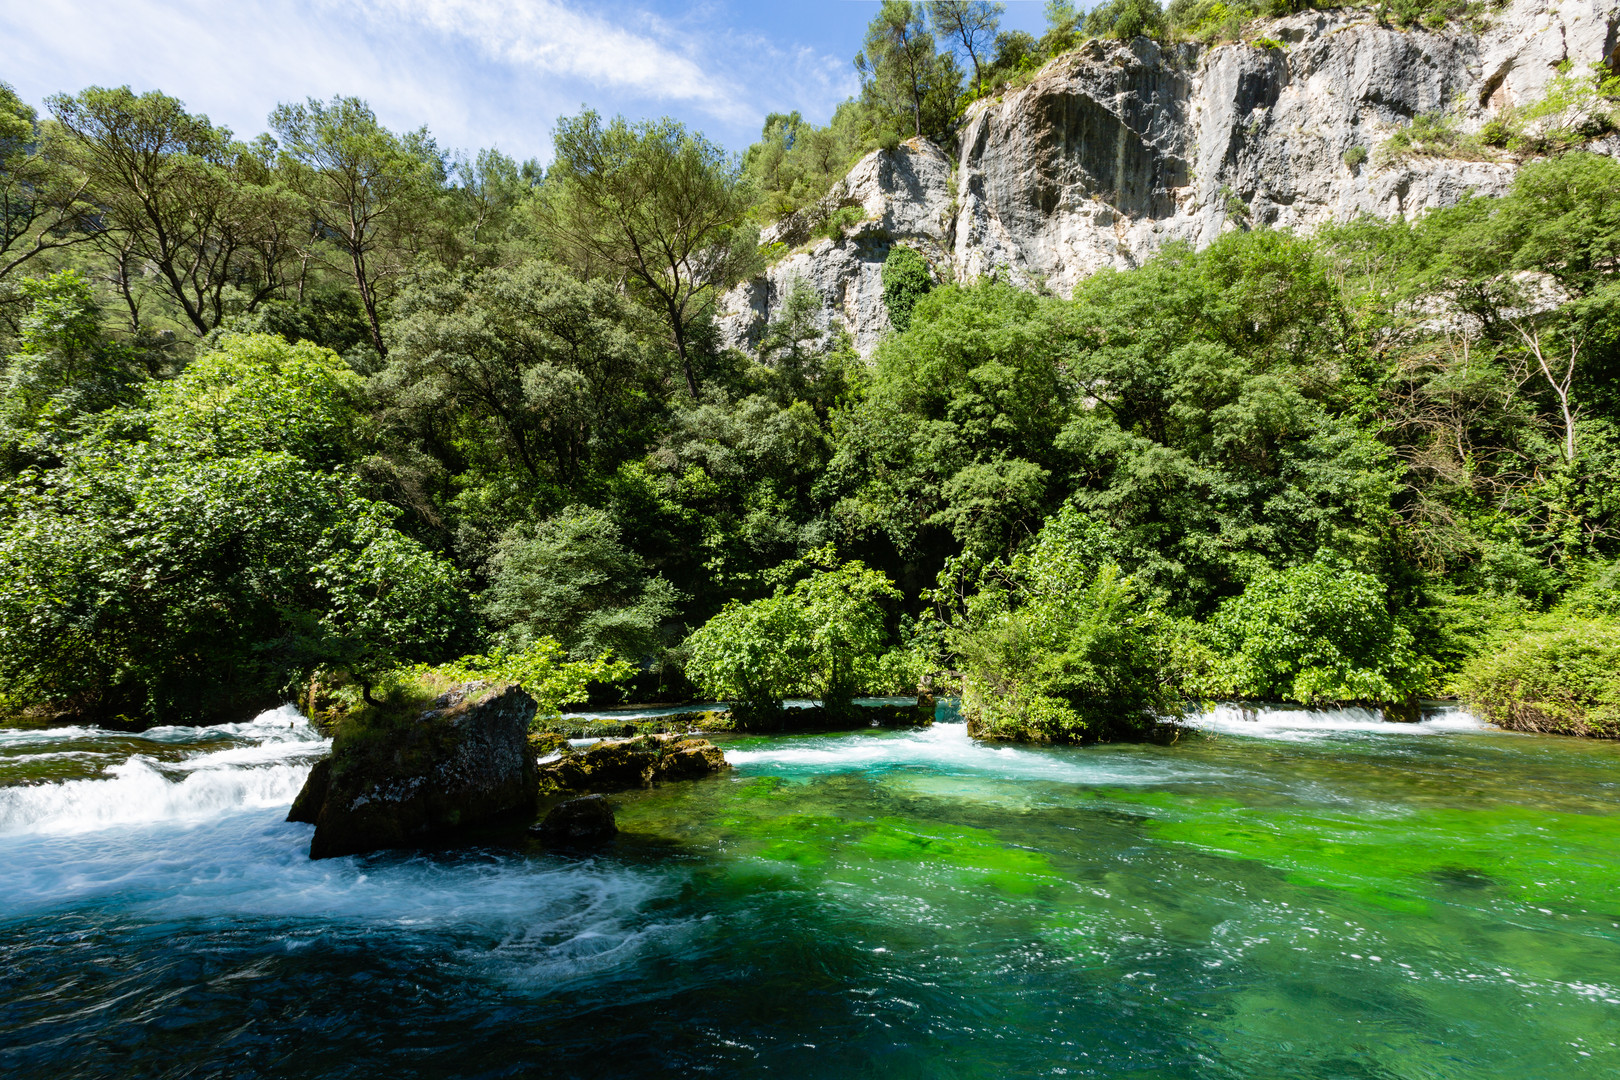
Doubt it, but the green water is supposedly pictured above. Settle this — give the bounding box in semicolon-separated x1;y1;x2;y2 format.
1;709;1617;1077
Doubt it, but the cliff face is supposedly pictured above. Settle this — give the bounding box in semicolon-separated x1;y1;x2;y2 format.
719;0;1619;356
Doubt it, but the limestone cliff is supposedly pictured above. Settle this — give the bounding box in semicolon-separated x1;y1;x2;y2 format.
719;0;1619;356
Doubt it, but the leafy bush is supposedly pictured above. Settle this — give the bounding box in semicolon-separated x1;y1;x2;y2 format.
823;205;866;240
1083;0;1169;42
684;548;901;723
421;638;634;723
1343;145;1369;169
481;505;681;665
0;448;468;724
881;244;933;332
1382;112;1486;161
1205;560;1427;705
1456;614;1620;737
144;332;362;467
948;507;1184;743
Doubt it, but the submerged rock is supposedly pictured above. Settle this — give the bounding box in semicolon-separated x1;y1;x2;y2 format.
537;734;728;795
533;794;618;845
290;683;539;859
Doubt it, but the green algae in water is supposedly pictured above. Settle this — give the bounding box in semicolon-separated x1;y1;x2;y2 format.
604;723;1620;1077
4;715;1619;1078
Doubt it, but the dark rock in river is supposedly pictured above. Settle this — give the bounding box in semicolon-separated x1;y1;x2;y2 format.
286;757;331;824
538;734;728;795
533;794;618;845
290;682;539;860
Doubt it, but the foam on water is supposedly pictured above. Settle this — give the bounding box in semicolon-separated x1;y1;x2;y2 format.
0;706;692;986
727;721;1189;784
0;705;323;837
1193;702;1496;741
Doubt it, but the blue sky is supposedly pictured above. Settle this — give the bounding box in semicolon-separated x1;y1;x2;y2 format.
2;1;1053;161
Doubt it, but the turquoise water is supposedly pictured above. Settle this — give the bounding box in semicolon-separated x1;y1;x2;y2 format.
1;705;1617;1078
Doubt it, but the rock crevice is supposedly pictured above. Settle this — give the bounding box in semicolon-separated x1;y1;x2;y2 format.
719;0;1617;357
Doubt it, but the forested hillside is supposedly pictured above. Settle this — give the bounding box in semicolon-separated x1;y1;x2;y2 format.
1;0;1618;739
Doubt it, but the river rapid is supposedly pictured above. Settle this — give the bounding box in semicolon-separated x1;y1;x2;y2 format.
1;705;1617;1078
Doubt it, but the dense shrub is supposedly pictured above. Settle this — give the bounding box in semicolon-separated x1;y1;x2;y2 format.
1456;615;1620;737
0;448;468;724
1205;561;1427;705
950;508;1184;743
684;549;901;723
881;245;933;332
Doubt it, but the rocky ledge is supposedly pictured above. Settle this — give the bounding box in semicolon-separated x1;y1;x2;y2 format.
536;733;729;796
290;682;538;860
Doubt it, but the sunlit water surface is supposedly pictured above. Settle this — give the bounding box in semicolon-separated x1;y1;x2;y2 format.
2;704;1617;1078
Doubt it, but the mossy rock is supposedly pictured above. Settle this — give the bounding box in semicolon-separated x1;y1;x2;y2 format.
537;733;728;796
534;709;729;740
290;681;540;859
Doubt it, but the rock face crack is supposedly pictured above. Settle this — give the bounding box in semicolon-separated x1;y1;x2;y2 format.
718;0;1616;359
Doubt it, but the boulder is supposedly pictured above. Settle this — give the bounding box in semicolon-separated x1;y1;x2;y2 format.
290;682;539;859
533;794;618;846
537;734;728;795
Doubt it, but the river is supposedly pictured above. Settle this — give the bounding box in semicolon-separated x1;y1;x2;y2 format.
2;705;1617;1078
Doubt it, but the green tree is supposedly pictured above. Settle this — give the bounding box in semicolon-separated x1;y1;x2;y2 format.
0;447;467;724
947;506;1183;742
1083;0;1169;42
142;332;363;467
381;258;659;540
270;96;447;358
537;111;759;398
49;86;303;336
482;505;681;665
0;270;143;464
1206;560;1426;705
0;80;90;282
881;243;933;332
1456;612;1620;737
856;1;962;140
684;550;901;722
927;1;1005;97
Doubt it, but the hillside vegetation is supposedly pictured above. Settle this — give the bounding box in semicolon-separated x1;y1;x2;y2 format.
1;2;1618;737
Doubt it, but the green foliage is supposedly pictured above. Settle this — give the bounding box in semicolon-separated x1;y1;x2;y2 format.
270;95;448;356
51;85;304;337
419;637;635;723
1504;62;1620;153
927;1;1005;97
143;332;362;466
856;1;963;141
1204;560;1428;705
538;109;759;397
481;505;681;665
684;549;901;721
1343;145;1369;169
381;257;659;546
0;80;91;283
1083;0;1169;42
1456;613;1620;737
826;281;1069;559
742;105;885;221
1382;111;1485;161
0;447;467;724
1;270;142;463
881;244;933;332
948;506;1184;742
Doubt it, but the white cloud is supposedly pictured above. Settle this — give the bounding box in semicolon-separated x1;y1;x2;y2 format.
357;0;748;119
0;0;859;156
